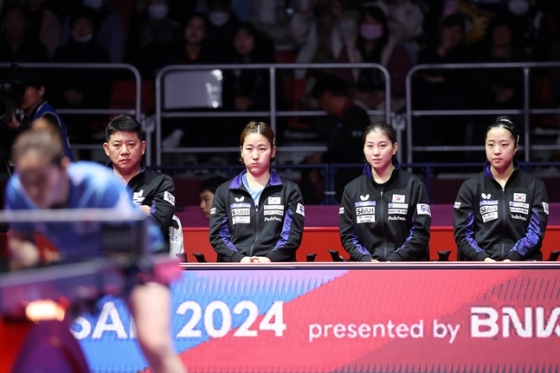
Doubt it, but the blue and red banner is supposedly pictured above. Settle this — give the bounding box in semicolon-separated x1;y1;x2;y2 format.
72;266;560;372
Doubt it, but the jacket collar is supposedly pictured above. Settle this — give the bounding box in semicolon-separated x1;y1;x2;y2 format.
230;170;282;189
484;161;519;180
364;158;400;181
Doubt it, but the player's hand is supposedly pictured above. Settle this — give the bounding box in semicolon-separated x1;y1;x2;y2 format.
371;259;379;262
139;205;151;215
252;256;271;263
9;239;40;270
502;259;512;262
483;257;496;262
240;257;254;263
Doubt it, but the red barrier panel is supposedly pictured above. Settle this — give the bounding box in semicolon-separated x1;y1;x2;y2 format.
183;226;560;262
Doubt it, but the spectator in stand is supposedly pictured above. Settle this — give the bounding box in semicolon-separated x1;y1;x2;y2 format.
59;0;126;63
199;175;227;219
205;0;241;60
0;4;48;62
20;0;61;59
375;0;425;47
412;13;473;163
472;14;528;143
289;0;355;79
223;22;275;112
219;22;276;148
337;5;414;112
52;7;110;147
164;12;221;65
301;74;371;204
128;0;180;78
103;115;176;253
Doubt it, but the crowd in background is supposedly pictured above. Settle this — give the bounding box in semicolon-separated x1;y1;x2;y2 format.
0;0;560;165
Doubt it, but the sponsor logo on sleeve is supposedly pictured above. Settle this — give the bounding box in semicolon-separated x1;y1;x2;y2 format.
543;202;549;215
454;202;461;209
339;207;344;214
210;208;216;215
513;193;526;202
392;194;405;203
296;203;305;216
163;191;175;206
417;203;431;216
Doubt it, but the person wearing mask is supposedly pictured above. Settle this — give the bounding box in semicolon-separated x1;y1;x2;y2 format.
59;0;126;63
205;0;241;59
337;5;414;112
5;128;187;373
210;121;305;262
103;115;176;253
454;117;549;261
339;121;431;261
0;4;48;62
52;7;111;149
199;175;227;219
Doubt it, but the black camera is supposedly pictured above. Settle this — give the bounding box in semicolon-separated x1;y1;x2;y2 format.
0;64;27;124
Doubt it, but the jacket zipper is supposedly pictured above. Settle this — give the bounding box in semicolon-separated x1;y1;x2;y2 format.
379;188;387;260
501;185;506;259
250;202;259;257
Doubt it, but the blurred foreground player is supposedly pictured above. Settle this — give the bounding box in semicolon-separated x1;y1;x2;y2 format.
4;129;186;373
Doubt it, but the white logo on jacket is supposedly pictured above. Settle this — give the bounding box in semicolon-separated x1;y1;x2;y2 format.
133;190;145;205
296;203;305;216
481;193;491;200
163;191;175;206
360;194;369;201
235;196;244;202
417;204;431;216
268;197;281;204
543;202;549;215
454;202;461;209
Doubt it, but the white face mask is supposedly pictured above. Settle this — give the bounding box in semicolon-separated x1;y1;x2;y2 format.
209;11;230;27
148;4;169;20
508;0;529;15
72;31;93;43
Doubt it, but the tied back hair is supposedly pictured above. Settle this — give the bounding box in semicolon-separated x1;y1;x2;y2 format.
486;116;519;146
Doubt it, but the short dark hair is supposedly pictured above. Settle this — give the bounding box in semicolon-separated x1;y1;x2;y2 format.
363;121;397;146
199;176;227;194
312;74;349;98
105;115;143;142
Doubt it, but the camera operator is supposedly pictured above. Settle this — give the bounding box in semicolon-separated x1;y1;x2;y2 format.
0;69;73;172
